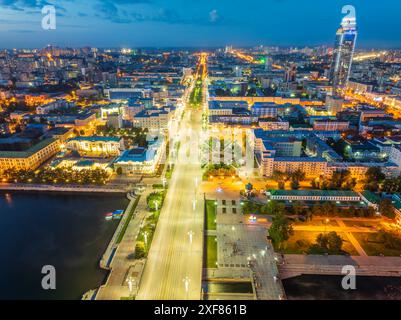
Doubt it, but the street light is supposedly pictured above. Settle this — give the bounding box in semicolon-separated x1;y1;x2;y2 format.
188;231;194;244
154;200;159;212
324;218;330;234
126;276;135;294
143;231;149;247
192;199;196;211
183;277;190;294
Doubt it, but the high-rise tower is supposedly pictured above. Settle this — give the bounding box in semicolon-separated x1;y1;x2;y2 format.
330;12;357;92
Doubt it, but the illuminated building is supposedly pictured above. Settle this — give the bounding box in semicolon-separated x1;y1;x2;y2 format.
326;94;344;115
46;127;74;142
313;120;350;131
390;145;401;172
284;63;297;84
327;162;398;180
271;157;327;178
252;102;280;118
347;81;373;94
267;189;361;203
0;138;61;171
36;99;74;115
67;136;124;157
100;104;124;119
132;107;174;131
258;119;289;131
208;101;248;116
358;106;387;122
330;12;358;91
105;88;152;100
113;136;166;175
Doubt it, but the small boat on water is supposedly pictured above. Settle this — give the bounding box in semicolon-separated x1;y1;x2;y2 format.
105;210;124;221
112;210;124;220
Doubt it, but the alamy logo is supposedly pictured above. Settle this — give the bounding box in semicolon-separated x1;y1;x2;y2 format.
341;265;356;290
41;265;56;290
42;5;56;30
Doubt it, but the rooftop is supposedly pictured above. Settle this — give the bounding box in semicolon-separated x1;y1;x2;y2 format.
0;138;57;158
268;189;359;198
361;190;381;204
68;136;121;143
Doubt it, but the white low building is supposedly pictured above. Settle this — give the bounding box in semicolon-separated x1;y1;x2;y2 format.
113;136;166;175
67;136;124;157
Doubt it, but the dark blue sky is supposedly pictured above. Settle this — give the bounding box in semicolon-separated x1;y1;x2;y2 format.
0;0;400;48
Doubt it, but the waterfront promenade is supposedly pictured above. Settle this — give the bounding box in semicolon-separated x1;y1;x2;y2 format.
0;182;128;193
95;189;152;300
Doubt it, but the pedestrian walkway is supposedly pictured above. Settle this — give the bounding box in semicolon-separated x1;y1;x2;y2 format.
216;223;285;300
336;219;368;257
96;189;152;300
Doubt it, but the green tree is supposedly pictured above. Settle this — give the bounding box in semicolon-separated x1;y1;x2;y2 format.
290;179;300;190
116;167;123;175
311;203;322;216
292;201;303;216
289;169;305;190
134;241;147;259
326;232;343;253
377;230;401;250
271;170;287;190
379;199;395;218
364;167;385;191
290;169;306;183
313;232;343;254
316;233;329;249
242;200;262;214
147;191;165;211
260;201;285;215
269;211;293;250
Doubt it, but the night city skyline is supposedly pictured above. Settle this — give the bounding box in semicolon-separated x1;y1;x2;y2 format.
0;0;401;48
2;0;401;311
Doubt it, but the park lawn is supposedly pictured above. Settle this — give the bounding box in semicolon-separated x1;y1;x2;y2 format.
206;200;217;230
137;224;155;243
353;232;401;256
293;219;340;227
342;220;381;229
280;230;359;256
206;236;218;268
279;231;321;254
165;164;175;179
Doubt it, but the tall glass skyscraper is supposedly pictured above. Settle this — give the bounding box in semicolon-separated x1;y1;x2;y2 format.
330;13;358;91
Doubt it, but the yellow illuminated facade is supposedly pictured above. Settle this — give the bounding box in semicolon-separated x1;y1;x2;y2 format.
0;138;61;172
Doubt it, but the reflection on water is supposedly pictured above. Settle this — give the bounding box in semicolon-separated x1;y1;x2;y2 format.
283;275;401;300
0;192;128;300
4;193;13;206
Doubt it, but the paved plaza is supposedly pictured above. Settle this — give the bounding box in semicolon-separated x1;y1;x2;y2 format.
210;199;286;300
